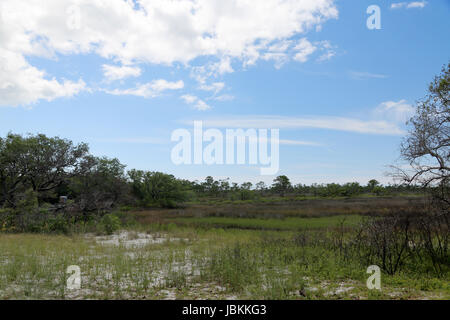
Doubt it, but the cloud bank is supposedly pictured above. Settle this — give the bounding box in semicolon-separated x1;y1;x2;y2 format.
0;0;338;106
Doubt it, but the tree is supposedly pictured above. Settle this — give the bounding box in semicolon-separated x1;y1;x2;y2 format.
219;179;231;195
69;156;128;212
367;179;380;191
202;176;220;196
389;63;449;273
341;182;362;197
392;62;449;207
255;181;266;191
0;133;89;207
241;182;253;190
24;134;89;194
128;170;188;208
0;134;30;207
271;175;292;197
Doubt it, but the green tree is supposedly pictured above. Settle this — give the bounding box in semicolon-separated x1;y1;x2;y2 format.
0;133;88;207
69;156;128;212
367;179;380;192
202;176;220;196
271;175;292;197
128;170;188;208
255;181;266;191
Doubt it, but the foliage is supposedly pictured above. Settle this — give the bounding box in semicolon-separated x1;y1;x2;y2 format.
0;133;89;207
271;175;292;197
99;213;122;235
128;170;189;208
69;156;129;212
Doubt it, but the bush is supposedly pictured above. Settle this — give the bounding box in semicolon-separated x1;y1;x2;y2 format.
46;215;70;234
158;199;177;209
99;214;121;235
0;208;15;232
354;215;412;275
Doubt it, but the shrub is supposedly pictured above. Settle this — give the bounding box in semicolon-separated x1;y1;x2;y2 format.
354;215;412;275
46;215;70;234
0;208;15;232
99;214;121;235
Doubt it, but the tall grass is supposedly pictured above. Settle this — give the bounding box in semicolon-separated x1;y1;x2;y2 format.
0;215;448;300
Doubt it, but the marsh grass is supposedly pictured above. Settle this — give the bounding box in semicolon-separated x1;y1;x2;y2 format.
0;214;448;300
172;215;362;231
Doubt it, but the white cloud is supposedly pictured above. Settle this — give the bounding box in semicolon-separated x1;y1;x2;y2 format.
317;51;336;62
278;139;322;146
316;40;336;62
186;99;415;135
151;79;184;92
407;1;427;8
262;52;290;69
262;38;336;67
349;71;388;80
0;48;86;107
199;82;225;93
213;94;235;102
391;1;427;9
262;40;293;68
102;64;141;81
211;57;234;75
194;99;211;111
95;137;167;144
373;99;415;123
180;94;211;111
190;115;405;135
391;2;407;9
106;79;184;98
180;94;198;104
227;135;321;146
0;0;338;106
293;38;317;63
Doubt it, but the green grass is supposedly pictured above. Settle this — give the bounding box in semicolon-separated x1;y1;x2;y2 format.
0;202;448;300
171;215;363;231
0;227;447;300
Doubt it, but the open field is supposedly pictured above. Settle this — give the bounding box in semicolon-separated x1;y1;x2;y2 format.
131;195;429;222
0;196;448;300
170;215;363;231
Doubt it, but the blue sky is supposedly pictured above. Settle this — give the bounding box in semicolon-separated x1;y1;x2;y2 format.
0;0;449;185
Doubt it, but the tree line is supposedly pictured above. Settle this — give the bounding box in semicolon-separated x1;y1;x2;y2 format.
0;132;424;213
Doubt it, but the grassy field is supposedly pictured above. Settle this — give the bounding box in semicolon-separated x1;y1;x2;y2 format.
0;196;448;300
170;215;362;231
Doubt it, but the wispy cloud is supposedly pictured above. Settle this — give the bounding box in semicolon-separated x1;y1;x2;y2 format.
180;94;198;104
373;99;415;123
94;137;167;144
183;115;405;135
102;64;141;82
278;139;322;146
180;95;211;111
316;41;337;62
212;94;235;102
349;71;388;80
222;135;322;147
391;1;427;9
293;38;317;63
105;80;184;98
198;82;225;94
